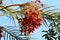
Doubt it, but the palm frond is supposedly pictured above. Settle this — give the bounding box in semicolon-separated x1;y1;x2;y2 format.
41;6;55;10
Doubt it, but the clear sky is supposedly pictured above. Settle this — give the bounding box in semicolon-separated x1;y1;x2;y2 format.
0;0;60;40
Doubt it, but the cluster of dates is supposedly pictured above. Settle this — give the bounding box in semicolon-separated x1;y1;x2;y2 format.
0;28;2;40
18;7;43;36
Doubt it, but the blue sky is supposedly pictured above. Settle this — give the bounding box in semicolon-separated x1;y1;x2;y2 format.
0;0;60;40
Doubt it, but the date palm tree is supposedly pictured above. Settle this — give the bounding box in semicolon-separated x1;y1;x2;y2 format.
0;0;60;40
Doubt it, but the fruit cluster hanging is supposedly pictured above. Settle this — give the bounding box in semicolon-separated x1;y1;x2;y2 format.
18;7;43;35
18;0;43;36
0;28;2;40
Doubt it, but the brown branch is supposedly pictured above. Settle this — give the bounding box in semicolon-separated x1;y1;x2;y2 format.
5;4;21;8
1;4;21;9
2;2;37;9
2;2;30;9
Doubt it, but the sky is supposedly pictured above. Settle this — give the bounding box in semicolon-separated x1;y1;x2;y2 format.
0;0;60;40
